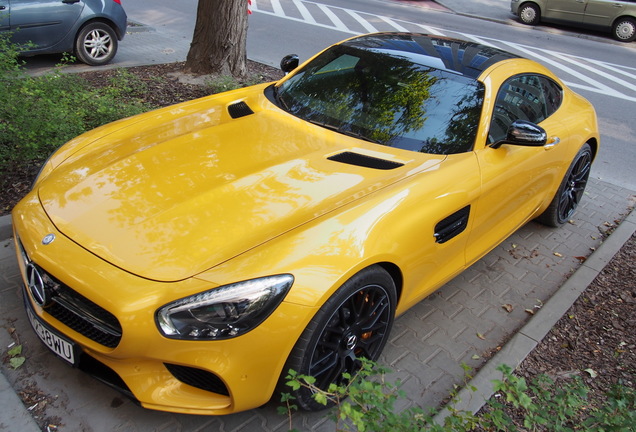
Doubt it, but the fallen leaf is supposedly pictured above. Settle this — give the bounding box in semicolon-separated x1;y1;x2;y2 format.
525;309;535;315
477;333;486;340
8;344;22;356
10;356;25;369
574;256;587;263
584;368;598;378
472;354;481;360
502;304;513;313
554;252;563;257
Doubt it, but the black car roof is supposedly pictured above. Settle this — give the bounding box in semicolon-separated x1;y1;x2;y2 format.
342;33;521;79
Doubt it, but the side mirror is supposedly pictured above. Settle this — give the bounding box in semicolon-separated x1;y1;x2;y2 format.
280;54;299;74
491;120;547;149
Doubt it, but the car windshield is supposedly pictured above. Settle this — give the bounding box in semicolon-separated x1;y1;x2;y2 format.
276;44;485;155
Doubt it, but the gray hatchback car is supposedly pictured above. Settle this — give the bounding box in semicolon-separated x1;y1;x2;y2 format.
0;0;127;65
511;0;636;42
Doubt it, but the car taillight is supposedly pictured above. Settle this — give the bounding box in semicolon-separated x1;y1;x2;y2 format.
112;0;121;4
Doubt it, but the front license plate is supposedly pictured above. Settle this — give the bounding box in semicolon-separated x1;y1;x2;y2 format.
26;306;77;366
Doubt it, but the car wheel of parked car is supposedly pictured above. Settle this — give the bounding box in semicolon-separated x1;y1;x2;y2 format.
537;143;592;227
519;2;541;26
75;22;118;66
612;17;636;42
279;265;396;411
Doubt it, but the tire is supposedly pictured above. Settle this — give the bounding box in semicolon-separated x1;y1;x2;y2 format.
519;2;541;26
279;265;396;411
75;22;118;66
536;143;592;228
612;17;636;42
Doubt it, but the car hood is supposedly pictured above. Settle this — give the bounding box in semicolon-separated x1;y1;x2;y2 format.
38;89;443;281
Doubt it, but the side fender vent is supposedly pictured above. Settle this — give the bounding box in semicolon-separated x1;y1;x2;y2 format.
328;152;404;170
228;101;254;119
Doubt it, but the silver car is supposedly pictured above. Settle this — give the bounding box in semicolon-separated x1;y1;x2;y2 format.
511;0;636;42
0;0;127;65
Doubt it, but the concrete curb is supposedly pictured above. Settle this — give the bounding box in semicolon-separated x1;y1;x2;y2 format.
434;207;636;423
0;213;39;432
0;214;11;242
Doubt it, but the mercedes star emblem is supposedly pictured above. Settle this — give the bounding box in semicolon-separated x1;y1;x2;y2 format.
42;233;56;245
26;263;47;306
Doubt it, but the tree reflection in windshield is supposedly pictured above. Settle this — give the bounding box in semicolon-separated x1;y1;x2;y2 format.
277;44;484;155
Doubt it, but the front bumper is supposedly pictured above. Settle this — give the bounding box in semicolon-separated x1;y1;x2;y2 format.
12;194;314;415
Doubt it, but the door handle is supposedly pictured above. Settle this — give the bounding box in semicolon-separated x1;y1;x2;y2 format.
62;0;80;4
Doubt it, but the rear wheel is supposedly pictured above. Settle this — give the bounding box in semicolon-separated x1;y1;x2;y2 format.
519;2;541;25
612;17;636;42
536;143;592;227
279;265;396;411
75;22;118;66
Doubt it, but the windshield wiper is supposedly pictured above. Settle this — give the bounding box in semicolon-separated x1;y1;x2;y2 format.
307;120;381;144
272;86;290;111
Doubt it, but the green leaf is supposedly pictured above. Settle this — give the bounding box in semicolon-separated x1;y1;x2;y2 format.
9;356;25;369
7;345;22;356
313;393;328;406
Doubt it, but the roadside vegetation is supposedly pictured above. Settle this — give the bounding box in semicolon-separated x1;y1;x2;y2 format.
280;359;635;431
0;34;150;191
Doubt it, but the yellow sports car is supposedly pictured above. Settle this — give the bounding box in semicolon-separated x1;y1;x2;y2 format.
13;33;598;415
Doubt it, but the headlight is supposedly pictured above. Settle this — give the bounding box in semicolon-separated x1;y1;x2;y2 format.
156;274;294;340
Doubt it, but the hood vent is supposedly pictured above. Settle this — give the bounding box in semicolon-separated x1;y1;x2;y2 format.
328;152;403;170
228;101;254;119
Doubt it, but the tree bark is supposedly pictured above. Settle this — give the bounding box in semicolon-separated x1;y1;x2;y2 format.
184;0;249;78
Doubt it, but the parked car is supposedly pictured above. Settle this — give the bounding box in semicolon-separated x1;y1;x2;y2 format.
0;0;127;65
13;32;599;415
511;0;636;42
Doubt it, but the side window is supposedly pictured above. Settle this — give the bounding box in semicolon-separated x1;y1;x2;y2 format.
540;76;563;117
488;74;562;144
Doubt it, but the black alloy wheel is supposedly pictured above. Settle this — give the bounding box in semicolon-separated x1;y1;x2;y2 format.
279;265;396;411
537;143;592;227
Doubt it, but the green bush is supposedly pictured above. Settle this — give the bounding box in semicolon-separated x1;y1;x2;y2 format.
280;361;636;432
0;34;150;177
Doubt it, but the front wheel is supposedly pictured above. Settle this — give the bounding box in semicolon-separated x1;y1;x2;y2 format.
75;22;118;66
279;265;396;411
519;2;541;26
612;17;636;42
536;143;592;227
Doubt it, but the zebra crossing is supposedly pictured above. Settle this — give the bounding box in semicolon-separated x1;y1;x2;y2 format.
252;0;636;103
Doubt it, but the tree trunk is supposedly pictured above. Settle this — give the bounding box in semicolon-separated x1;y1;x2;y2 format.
184;0;249;78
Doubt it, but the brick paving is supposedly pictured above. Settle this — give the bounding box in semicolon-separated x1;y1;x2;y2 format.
1;178;634;431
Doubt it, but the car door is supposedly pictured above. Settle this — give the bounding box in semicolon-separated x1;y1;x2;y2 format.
0;0;9;31
9;0;85;50
466;73;570;264
544;0;587;22
584;0;629;26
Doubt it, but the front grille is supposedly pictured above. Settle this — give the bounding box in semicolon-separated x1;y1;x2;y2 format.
165;363;230;396
33;264;122;348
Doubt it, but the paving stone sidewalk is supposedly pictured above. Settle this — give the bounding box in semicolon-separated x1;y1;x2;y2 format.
1;177;634;431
